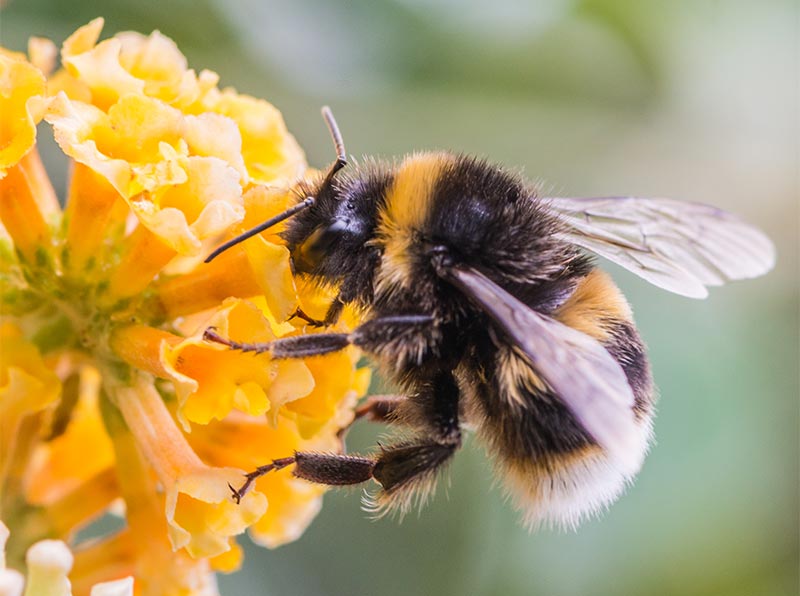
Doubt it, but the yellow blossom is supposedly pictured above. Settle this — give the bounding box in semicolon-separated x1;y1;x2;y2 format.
238;186;300;320
0;323;62;491
108;299;315;427
0;19;369;595
160;299;314;426
45;93;246;258
110;376;267;560
152;186;300;322
0;52;46;180
25;365;117;539
196;89;305;186
57;19;218;113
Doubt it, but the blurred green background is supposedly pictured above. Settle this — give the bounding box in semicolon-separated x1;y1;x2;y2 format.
1;1;797;595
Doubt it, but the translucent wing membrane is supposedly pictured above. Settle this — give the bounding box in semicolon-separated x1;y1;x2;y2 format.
444;266;639;463
546;197;776;298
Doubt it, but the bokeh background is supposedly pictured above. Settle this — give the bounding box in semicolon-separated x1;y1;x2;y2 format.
1;1;797;595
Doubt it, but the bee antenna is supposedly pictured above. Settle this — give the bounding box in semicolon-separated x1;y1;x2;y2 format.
204;196;316;263
205;107;345;264
321;105;347;185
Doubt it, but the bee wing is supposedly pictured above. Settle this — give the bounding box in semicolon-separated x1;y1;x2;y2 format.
545;196;776;298
444;265;638;461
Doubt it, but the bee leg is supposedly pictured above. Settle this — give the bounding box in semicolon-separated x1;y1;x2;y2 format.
367;371;462;513
289;307;325;327
232;374;461;508
204;314;433;359
292;452;377;486
323;296;345;326
337;394;407;449
229;452;378;502
228;456;295;504
203;328;351;358
370;438;460;503
230;436;462;506
287;296;345;327
354;394;406;424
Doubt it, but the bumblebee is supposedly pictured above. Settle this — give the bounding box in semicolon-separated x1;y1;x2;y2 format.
205;108;774;526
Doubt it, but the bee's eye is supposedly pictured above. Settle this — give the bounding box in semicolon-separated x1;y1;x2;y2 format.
309;219;348;252
293;219;348;273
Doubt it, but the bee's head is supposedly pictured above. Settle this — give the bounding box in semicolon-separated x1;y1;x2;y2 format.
282;171;382;277
205;107;383;283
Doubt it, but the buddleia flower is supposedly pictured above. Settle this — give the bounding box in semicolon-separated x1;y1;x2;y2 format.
0;19;369;595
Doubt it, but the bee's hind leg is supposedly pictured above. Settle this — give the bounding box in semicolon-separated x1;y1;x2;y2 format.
229;437;461;511
228;452;378;504
229;372;463;513
366;370;462;515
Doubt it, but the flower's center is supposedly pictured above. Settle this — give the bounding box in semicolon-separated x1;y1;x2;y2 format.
3;237;164;375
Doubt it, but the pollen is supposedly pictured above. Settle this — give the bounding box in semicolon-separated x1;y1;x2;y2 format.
0;20;368;594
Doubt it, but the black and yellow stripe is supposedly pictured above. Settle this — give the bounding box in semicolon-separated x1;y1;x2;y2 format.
375;152;453;293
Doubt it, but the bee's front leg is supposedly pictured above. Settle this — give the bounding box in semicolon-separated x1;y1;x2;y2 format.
203;314;434;359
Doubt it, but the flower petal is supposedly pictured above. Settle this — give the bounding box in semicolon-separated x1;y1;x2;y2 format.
112;376;268;560
160;299;314;426
45;93;132;195
89;576;134;596
64;38;145;111
116;30;188;96
138;156;244;254
183;113;247;185
25;366;114;506
61;18;104;58
284;342;367;438
167;469;264;559
0;53;46;179
0;322;62;476
28;37;57;77
200;88;306;186
188;411;340;549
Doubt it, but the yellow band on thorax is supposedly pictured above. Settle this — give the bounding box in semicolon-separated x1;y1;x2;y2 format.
374;152;451;291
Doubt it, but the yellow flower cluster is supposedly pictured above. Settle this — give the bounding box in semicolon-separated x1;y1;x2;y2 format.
0;19;369;596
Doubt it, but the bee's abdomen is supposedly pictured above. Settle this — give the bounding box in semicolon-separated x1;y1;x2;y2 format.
464;269;655;527
602;319;655;419
553;269;655;416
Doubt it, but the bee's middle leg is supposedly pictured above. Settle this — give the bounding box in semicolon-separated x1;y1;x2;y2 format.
338;394;407;446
